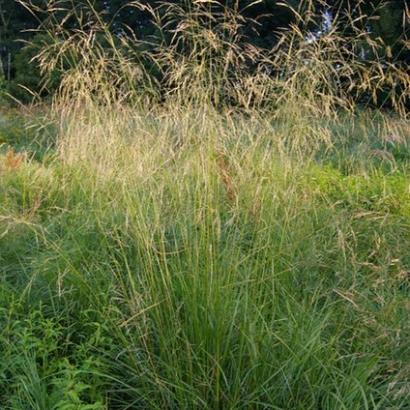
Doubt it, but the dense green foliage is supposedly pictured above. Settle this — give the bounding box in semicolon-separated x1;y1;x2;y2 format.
0;107;410;408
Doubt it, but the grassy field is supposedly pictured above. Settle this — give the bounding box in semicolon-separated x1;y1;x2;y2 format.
0;105;409;408
1;1;410;407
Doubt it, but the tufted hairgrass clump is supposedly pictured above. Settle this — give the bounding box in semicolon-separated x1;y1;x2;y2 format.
1;105;409;409
1;1;410;408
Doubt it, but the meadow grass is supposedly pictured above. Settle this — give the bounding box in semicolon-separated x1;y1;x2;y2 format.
1;1;410;408
0;104;409;409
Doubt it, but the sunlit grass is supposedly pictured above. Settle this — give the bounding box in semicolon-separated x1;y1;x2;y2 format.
1;105;409;408
0;0;409;408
